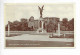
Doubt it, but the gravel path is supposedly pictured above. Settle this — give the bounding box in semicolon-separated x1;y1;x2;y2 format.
6;34;74;42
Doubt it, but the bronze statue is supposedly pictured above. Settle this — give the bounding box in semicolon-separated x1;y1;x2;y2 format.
38;5;44;18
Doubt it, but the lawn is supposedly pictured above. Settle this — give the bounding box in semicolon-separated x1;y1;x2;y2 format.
5;31;74;38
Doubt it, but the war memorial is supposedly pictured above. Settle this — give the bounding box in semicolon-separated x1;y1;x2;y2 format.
5;4;74;47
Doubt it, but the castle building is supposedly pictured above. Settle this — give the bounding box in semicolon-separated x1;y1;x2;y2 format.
28;16;60;32
28;16;39;30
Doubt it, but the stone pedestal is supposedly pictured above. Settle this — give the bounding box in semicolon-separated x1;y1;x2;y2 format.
8;23;10;36
58;22;60;37
36;18;46;33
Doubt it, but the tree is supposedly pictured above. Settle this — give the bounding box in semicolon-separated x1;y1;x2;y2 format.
5;24;8;31
68;18;74;31
46;21;56;32
5;18;28;31
12;20;21;31
62;18;68;31
20;18;28;31
5;21;15;31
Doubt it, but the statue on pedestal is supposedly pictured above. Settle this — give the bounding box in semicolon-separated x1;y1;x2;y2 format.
37;5;46;33
38;5;44;18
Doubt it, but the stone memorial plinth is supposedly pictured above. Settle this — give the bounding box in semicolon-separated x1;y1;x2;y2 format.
36;18;46;33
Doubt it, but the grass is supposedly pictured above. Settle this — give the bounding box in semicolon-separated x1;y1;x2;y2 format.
5;31;74;38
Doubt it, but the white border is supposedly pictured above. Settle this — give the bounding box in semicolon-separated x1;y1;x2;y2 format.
0;0;80;55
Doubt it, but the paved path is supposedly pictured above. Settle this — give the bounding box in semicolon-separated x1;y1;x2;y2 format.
6;34;74;42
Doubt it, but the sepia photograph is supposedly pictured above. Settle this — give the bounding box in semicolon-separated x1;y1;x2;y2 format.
4;3;74;47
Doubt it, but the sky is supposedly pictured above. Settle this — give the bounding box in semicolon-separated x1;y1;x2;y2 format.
5;3;74;25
